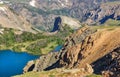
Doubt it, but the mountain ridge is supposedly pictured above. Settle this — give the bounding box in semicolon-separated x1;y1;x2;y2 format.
22;26;120;77
2;0;120;31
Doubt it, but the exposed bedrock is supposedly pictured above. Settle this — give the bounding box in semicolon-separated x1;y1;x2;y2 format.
24;26;120;77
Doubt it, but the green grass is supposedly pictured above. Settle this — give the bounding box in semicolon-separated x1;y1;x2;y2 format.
0;4;4;6
13;69;102;77
41;41;58;54
92;25;120;30
102;1;120;5
104;19;120;26
92;20;120;31
0;26;72;55
13;70;58;77
13;71;41;77
0;22;119;55
86;74;102;77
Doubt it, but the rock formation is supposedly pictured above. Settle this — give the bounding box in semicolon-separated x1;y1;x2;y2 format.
23;60;35;73
93;47;120;77
86;2;120;24
59;26;120;69
24;26;120;77
51;16;81;32
33;52;61;71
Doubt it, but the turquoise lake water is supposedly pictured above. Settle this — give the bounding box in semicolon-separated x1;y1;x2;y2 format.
0;50;39;77
0;45;62;77
53;45;62;52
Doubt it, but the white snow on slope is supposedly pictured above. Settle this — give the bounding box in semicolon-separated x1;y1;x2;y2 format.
29;0;36;7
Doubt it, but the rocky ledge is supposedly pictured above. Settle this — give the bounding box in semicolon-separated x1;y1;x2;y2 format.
24;26;120;77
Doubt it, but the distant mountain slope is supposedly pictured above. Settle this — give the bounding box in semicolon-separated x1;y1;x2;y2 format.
86;2;120;25
2;0;119;31
0;4;37;33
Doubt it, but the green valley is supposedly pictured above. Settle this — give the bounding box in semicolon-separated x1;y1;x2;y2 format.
0;25;73;55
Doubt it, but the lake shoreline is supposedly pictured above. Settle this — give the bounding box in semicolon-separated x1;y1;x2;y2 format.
0;50;39;77
0;45;62;56
0;49;41;56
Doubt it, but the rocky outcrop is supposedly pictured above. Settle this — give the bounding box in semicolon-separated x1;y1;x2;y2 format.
60;16;82;30
59;26;120;69
22;64;93;77
52;16;81;32
93;47;120;77
24;26;120;77
34;0;73;11
24;26;95;72
23;60;35;73
24;52;61;72
86;2;120;24
59;26;96;68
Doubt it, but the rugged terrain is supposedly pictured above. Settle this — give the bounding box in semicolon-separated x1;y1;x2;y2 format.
3;0;120;31
86;2;120;25
16;26;120;77
0;4;37;33
0;14;79;55
0;0;120;77
93;47;120;77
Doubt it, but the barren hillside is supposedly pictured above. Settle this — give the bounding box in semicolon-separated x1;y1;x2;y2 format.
0;5;36;33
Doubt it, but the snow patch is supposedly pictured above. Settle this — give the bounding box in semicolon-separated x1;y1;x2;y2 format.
0;7;7;13
0;29;4;34
58;0;65;7
0;1;4;4
58;0;70;7
29;0;36;7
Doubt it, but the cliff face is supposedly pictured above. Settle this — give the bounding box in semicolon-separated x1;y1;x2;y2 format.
93;47;120;77
24;26;120;77
86;2;120;24
52;16;81;32
59;27;120;68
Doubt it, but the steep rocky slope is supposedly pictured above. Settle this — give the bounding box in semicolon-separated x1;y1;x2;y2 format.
23;26;120;77
17;64;94;77
60;26;120;68
0;4;37;33
86;2;120;25
51;16;81;32
93;47;120;77
5;0;120;31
